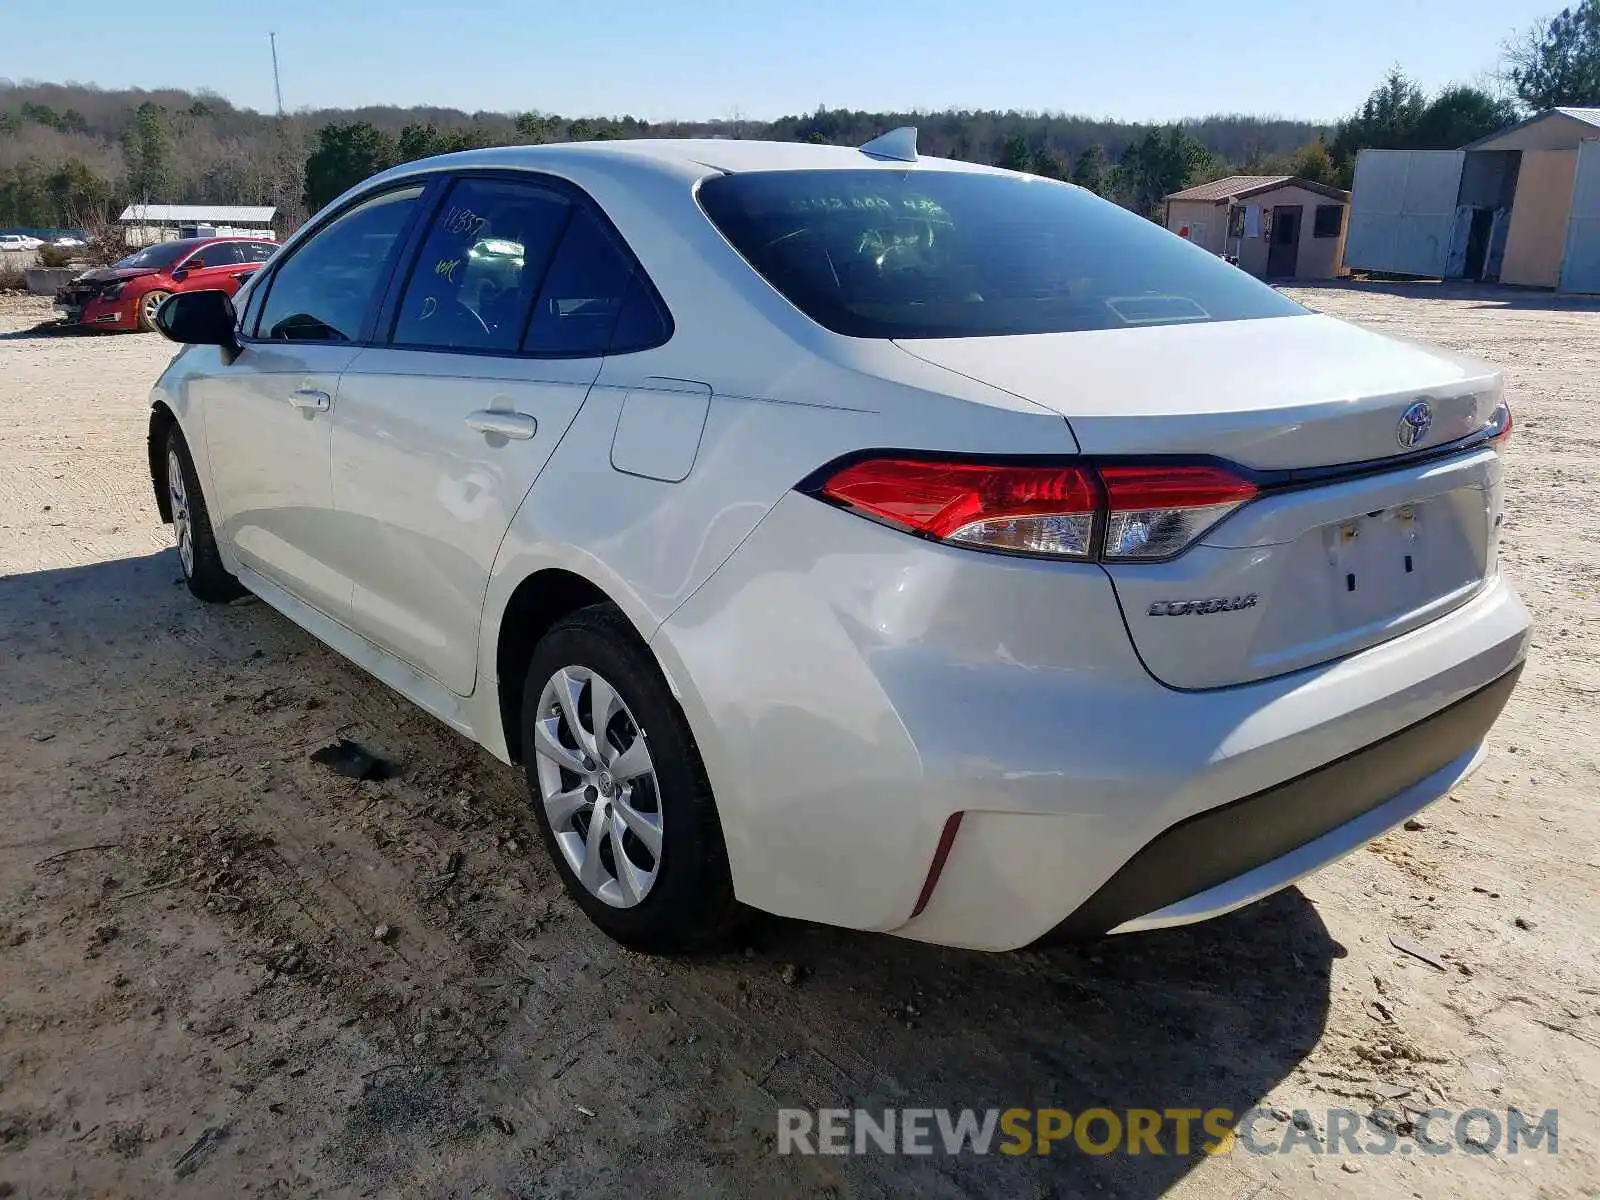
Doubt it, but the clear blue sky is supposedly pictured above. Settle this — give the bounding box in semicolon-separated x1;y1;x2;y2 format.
2;0;1553;123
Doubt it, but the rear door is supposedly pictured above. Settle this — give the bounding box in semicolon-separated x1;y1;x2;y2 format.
328;174;670;694
201;184;427;621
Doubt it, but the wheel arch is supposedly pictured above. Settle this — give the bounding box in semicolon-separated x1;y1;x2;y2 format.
148;401;178;523
494;567;652;764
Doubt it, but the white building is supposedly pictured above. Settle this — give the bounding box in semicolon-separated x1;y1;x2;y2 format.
119;204;278;245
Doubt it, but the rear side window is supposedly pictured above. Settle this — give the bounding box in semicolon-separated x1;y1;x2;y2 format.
241;241;277;262
698;170;1305;337
256;185;424;341
521;208;669;356
391;177;572;353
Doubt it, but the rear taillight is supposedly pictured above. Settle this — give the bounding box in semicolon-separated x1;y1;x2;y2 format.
819;458;1101;557
1487;399;1513;446
814;457;1257;561
1098;464;1257;560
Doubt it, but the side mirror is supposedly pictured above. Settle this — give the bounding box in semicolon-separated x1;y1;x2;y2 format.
155;289;239;354
170;268;189;282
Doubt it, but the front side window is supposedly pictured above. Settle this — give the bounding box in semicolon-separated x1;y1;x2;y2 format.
699;170;1306;337
184;243;247;269
391;177;571;353
256;185;424;342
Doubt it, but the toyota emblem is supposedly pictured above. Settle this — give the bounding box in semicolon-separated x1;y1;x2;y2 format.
1396;399;1433;449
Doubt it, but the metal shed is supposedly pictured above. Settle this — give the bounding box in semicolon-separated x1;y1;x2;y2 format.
1342;108;1600;292
118;204;278;245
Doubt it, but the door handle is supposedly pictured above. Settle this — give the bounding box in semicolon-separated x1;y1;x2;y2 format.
465;410;537;440
289;388;331;412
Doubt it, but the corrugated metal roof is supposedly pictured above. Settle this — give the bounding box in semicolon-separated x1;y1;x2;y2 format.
1556;107;1600;128
119;204;276;223
1165;175;1350;203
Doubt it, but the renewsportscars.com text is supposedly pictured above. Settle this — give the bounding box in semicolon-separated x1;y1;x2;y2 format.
777;1107;1559;1157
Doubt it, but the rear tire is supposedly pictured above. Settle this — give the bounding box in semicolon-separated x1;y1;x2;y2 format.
521;605;746;953
165;426;246;603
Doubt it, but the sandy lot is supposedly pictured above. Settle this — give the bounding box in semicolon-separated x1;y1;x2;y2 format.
1;285;1597;1199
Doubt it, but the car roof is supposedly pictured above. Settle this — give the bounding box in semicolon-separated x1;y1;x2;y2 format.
369;137;1009;187
137;235;273;252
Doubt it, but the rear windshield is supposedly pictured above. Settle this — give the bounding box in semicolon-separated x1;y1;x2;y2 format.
698;170;1304;338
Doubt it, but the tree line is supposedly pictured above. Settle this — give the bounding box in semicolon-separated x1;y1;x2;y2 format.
4;0;1599;232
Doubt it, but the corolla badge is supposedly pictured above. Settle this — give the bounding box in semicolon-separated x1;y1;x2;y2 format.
1396;399;1433;449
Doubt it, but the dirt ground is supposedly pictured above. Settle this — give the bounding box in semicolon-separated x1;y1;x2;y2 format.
1;284;1597;1200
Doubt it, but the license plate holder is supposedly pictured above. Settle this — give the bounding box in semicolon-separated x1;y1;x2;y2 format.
1328;501;1434;620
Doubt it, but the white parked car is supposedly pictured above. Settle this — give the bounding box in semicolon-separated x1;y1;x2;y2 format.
0;234;33;252
147;132;1528;953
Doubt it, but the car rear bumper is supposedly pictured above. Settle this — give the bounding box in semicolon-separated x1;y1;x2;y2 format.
1048;662;1518;939
653;492;1531;950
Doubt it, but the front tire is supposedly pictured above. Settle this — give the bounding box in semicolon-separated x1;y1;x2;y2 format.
522;605;744;953
138;289;172;332
165;426;245;603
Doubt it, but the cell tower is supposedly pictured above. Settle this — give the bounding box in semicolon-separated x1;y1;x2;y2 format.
269;32;284;116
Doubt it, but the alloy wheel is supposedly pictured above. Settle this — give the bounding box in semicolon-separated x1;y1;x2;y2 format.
531;665;663;908
167;448;194;577
142;290;171;329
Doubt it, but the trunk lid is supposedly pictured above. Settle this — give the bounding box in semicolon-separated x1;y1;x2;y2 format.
896;314;1500;469
896;314;1507;689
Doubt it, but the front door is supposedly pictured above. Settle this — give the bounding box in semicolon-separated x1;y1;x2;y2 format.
174;241;277;298
1266;205;1302;278
173;242;251;296
328;176;670;694
202;184;427;621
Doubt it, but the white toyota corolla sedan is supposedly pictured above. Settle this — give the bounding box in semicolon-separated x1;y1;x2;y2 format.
147;130;1528;954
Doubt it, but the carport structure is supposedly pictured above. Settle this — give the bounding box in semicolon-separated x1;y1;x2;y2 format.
1343;107;1600;292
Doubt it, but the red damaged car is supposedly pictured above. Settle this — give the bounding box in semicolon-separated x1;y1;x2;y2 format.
54;236;277;332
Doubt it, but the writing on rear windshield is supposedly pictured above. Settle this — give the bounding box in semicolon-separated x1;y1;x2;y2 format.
699;169;1304;339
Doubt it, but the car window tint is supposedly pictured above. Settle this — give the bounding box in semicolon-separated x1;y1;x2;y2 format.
521;208;635;356
698;170;1306;337
607;272;671;353
258;186;424;342
240;273;267;333
242;242;277;263
392;178;571;353
195;243;248;267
